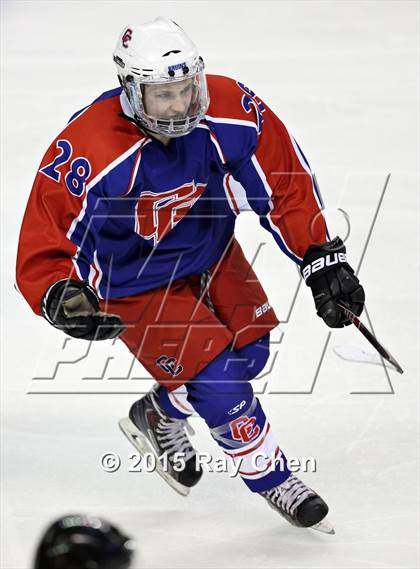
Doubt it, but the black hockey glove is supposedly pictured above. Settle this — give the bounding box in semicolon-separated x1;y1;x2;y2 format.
41;279;125;340
300;237;365;328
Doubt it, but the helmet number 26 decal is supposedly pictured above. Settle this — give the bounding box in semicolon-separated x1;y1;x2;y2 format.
40;139;91;197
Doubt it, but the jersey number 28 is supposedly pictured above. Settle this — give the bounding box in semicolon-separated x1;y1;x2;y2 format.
40;139;92;197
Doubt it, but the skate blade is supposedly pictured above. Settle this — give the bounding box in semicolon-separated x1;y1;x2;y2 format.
118;417;190;497
311;518;335;535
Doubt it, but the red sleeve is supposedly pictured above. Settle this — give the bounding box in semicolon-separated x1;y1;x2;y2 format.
253;103;328;260
16;141;86;315
16;92;146;315
206;76;328;262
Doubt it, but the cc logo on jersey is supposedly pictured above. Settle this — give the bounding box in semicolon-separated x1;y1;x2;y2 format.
135;180;207;245
122;28;133;48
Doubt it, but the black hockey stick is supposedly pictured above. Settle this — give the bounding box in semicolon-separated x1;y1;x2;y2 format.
338;303;404;374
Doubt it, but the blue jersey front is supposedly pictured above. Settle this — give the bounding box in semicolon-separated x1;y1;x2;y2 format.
96;126;235;296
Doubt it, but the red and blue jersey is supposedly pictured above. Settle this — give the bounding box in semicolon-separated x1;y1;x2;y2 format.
16;75;327;315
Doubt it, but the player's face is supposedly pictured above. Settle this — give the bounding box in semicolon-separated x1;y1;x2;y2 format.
143;79;194;120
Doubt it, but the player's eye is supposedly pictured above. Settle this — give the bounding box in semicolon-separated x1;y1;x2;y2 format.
156;92;171;99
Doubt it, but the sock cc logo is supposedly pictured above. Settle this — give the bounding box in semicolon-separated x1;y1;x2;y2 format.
230;415;260;443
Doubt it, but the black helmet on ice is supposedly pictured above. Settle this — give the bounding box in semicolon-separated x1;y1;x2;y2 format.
33;514;135;568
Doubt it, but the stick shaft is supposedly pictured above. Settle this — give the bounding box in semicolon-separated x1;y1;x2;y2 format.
337;304;404;374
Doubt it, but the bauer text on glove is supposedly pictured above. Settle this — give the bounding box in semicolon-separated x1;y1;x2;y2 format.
300;237;365;328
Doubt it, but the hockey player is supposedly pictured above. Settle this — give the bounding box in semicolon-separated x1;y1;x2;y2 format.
16;18;365;534
33;514;134;568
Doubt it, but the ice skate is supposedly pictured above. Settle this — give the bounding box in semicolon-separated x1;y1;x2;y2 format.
261;474;335;534
119;387;202;497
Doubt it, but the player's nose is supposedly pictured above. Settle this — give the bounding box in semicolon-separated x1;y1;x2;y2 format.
170;97;188;115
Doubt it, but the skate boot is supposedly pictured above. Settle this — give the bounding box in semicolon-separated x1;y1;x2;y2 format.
261;474;335;534
119;387;202;496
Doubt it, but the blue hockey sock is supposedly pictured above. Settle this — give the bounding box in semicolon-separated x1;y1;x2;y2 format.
185;338;291;492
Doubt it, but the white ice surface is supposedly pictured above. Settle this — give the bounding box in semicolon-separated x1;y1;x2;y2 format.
1;1;419;568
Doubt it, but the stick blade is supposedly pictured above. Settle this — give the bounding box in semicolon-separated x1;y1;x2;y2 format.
334;345;395;370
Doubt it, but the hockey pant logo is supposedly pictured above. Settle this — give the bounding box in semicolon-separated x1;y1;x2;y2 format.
255;301;271;318
156;355;184;377
230;415;261;443
135;180;207;245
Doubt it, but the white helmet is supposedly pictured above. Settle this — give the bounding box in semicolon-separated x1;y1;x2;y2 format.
113;17;209;137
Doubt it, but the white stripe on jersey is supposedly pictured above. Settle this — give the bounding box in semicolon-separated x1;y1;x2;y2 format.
88;264;97;289
205;115;258;130
222;174;238;215
228;175;252;212
196;123;226;164
251;154;303;262
285;127;324;211
124;138;151;197
86;140;144;193
71;247;84;281
87;251;103;298
250;154;272;197
92;250;104;298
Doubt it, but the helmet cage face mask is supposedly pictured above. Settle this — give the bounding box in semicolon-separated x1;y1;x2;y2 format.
121;58;209;137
